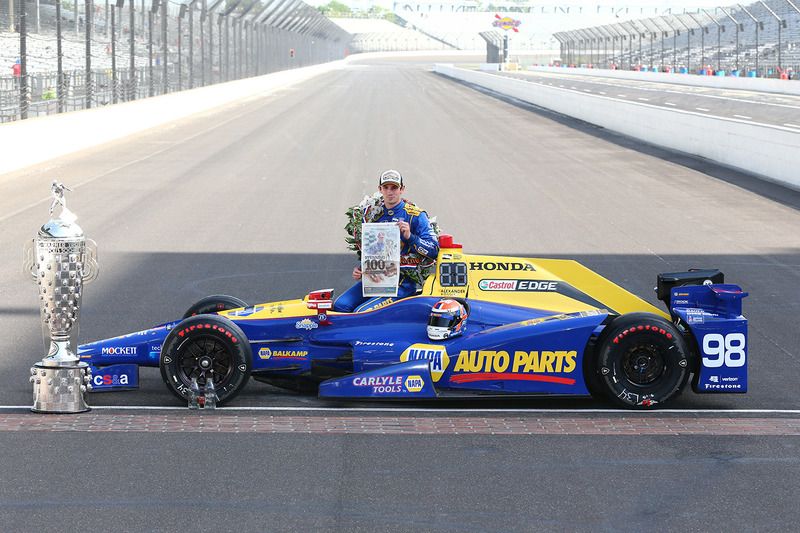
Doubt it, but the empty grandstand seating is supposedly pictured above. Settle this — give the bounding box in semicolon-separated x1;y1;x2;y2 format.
331;17;451;51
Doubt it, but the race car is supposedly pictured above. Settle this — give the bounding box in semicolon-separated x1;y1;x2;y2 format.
78;235;748;409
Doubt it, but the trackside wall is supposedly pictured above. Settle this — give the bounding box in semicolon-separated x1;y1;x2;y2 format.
528;66;800;97
434;64;800;190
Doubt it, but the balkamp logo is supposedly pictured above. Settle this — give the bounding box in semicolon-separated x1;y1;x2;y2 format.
405;375;425;393
493;14;520;32
400;344;450;382
259;347;308;360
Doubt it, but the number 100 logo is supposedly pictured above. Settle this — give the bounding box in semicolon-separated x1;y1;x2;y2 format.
702;333;746;368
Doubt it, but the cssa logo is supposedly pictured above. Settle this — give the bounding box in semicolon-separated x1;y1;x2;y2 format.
101;346;137;356
469;262;535;272
400;344;450;382
405;375;424;393
93;373;130;386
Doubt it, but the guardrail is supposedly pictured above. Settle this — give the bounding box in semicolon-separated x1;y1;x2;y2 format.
434;63;800;190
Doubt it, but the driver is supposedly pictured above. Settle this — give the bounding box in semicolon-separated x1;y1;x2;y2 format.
427;299;468;340
334;170;439;312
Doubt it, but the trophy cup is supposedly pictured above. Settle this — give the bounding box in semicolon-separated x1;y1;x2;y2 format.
23;182;99;413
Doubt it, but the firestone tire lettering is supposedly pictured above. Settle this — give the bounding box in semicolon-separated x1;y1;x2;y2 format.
159;314;252;406
593;313;691;410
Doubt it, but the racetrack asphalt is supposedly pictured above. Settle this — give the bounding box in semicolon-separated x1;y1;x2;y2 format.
0;55;799;531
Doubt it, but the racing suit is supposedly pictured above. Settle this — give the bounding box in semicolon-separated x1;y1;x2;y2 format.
334;200;439;313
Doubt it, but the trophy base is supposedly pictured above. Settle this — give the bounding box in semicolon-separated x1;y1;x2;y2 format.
31;362;91;414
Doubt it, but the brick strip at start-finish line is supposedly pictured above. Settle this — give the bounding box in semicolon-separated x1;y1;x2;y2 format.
1;414;799;435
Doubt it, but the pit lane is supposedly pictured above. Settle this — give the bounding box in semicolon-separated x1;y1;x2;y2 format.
1;55;799;531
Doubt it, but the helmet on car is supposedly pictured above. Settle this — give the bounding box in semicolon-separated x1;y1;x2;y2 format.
427;299;467;340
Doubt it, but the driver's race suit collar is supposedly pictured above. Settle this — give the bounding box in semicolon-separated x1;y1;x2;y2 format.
383;199;404;212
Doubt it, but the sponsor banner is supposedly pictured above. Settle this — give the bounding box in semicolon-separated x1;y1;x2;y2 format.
450;349;577;385
295;318;318;330
257;347;309;360
478;279;558;292
361;222;401;297
400;344;450;382
89;364;139;391
352;374;426;394
469;262;535;272
101;346;138;357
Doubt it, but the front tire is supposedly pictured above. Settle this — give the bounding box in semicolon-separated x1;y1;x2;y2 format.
183;294;248;319
160;315;252;405
595;313;691;409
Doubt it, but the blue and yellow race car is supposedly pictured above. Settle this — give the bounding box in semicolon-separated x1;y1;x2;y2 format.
78;235;748;409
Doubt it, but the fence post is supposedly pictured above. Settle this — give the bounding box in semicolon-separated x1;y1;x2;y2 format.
56;0;64;113
129;0;135;100
18;0;29;119
160;0;167;94
85;0;93;109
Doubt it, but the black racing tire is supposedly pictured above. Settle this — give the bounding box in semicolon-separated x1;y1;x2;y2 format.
594;313;691;409
160;315;252;405
183;294;248;319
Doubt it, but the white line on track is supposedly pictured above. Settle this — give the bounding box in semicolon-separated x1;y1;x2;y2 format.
583;89;592;92
598;91;606;95
734;114;752;119
617;94;627;97
784;123;800;128
696;107;710;111
571;86;578;89
1;405;799;415
637;97;650;101
665;102;676;106
522;71;800;110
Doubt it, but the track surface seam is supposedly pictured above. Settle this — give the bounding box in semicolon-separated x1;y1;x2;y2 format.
2;414;799;435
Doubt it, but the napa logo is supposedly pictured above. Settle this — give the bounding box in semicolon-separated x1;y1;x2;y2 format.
258;347;272;360
400;344;449;382
404;375;425;393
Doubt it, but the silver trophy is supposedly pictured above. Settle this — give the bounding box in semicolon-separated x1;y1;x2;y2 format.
23;182;99;413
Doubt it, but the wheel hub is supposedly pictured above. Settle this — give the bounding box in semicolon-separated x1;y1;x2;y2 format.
623;345;665;385
198;356;213;371
177;336;233;387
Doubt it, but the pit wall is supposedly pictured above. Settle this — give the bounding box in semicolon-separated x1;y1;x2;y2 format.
528;65;800;97
435;63;800;190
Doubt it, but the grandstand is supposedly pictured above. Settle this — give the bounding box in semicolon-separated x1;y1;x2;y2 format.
553;1;800;75
393;1;724;52
331;17;452;51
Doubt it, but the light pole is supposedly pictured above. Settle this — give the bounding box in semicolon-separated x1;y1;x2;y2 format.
672;14;693;72
737;4;761;75
720;7;742;72
702;9;723;72
759;0;784;73
687;12;708;70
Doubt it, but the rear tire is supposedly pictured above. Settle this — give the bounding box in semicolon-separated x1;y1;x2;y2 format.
183;294;248;319
160;315;252;405
594;313;691;409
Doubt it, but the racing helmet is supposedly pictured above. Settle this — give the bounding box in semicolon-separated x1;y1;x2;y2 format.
427;299;468;341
